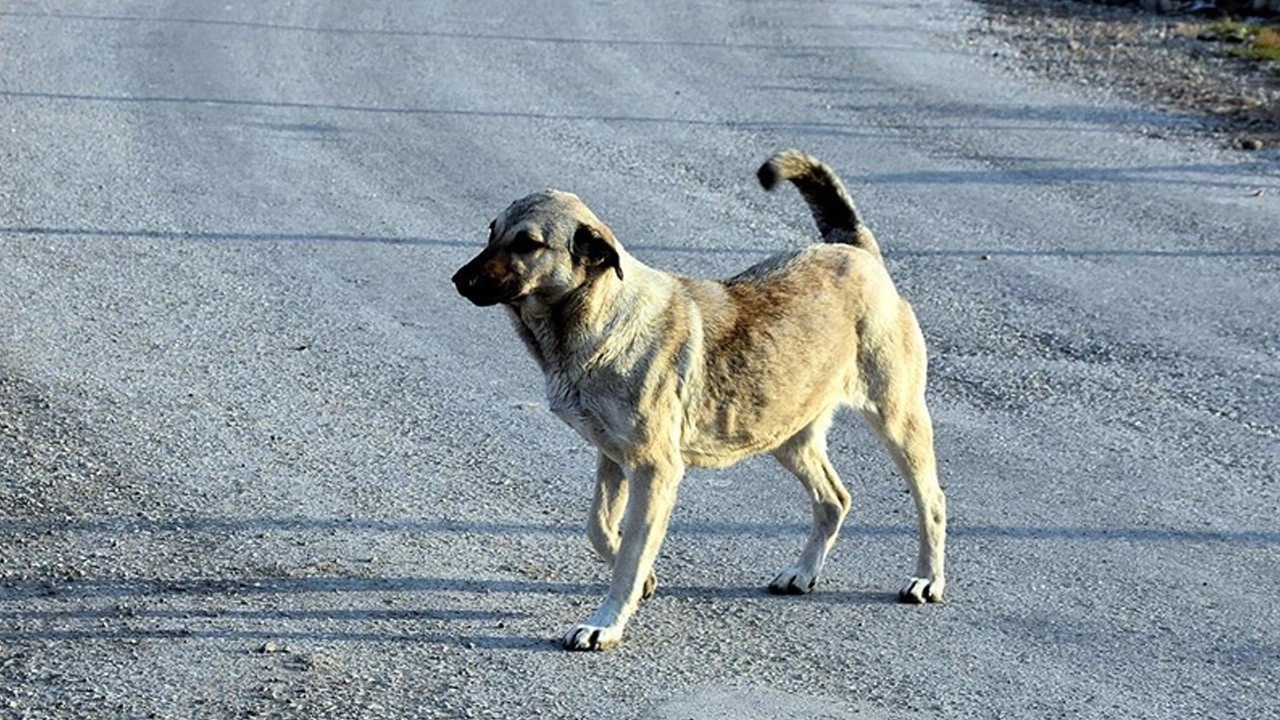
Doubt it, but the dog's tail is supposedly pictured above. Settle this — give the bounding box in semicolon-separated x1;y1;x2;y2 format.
757;149;881;260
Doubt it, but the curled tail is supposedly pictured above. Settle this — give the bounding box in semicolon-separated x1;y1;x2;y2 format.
757;149;881;260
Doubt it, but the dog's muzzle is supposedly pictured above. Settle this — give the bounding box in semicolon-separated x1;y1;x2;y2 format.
452;254;520;307
451;267;497;306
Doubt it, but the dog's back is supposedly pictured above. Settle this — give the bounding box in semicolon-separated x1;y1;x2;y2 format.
670;151;912;466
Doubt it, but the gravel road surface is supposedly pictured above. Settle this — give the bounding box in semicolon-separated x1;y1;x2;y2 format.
2;0;1278;718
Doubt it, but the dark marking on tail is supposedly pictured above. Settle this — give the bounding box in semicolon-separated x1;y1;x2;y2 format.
758;149;882;259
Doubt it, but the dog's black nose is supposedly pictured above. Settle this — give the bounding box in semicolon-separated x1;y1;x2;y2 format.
452;266;485;302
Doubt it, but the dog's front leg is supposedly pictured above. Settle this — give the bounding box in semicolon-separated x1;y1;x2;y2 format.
564;450;683;651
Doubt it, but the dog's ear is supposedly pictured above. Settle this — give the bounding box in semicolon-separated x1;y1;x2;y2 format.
571;223;623;280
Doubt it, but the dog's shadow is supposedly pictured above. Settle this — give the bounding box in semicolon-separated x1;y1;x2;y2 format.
656;584;899;606
0;573;899;652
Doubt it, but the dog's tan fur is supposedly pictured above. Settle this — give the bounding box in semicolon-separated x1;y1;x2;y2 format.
453;150;946;651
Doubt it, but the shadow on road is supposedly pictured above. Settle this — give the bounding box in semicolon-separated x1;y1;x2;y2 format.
0;9;932;52
0;625;554;650
0;573;895;649
3;225;1277;259
2;514;1276;546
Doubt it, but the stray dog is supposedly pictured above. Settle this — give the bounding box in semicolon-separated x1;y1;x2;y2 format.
452;150;946;651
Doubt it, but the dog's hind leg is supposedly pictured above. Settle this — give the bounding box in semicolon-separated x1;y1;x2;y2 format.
588;453;656;599
863;396;947;604
768;414;852;595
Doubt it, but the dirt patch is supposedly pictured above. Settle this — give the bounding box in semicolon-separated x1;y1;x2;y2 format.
972;0;1280;150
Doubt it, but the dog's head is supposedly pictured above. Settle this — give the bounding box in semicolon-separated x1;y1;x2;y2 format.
452;190;624;307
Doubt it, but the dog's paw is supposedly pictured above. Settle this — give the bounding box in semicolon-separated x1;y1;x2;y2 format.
562;622;623;651
641;570;657;601
898;576;945;604
767;565;819;595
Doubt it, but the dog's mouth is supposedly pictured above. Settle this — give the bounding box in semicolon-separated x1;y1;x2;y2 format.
462;290;522;307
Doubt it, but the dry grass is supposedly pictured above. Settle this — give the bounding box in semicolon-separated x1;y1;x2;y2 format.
1190;19;1280;65
1250;26;1280;63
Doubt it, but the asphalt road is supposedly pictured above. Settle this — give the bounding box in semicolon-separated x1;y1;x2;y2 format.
2;0;1278;717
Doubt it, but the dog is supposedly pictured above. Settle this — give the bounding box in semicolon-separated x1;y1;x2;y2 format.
452;150;946;651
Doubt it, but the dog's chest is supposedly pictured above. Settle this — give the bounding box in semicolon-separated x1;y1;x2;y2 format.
545;371;629;455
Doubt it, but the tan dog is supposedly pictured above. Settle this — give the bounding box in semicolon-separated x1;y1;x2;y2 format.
452;150;946;651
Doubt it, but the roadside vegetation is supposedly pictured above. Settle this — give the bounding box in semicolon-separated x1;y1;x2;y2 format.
977;0;1280;150
1190;19;1280;63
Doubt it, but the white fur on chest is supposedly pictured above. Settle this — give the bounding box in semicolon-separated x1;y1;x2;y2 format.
546;370;632;459
509;275;671;462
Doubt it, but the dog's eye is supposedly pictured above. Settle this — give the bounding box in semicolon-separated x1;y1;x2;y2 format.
507;232;542;255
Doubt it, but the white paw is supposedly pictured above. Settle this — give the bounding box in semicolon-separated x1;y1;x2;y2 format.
898;576;945;604
768;565;819;595
562;622;623;651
